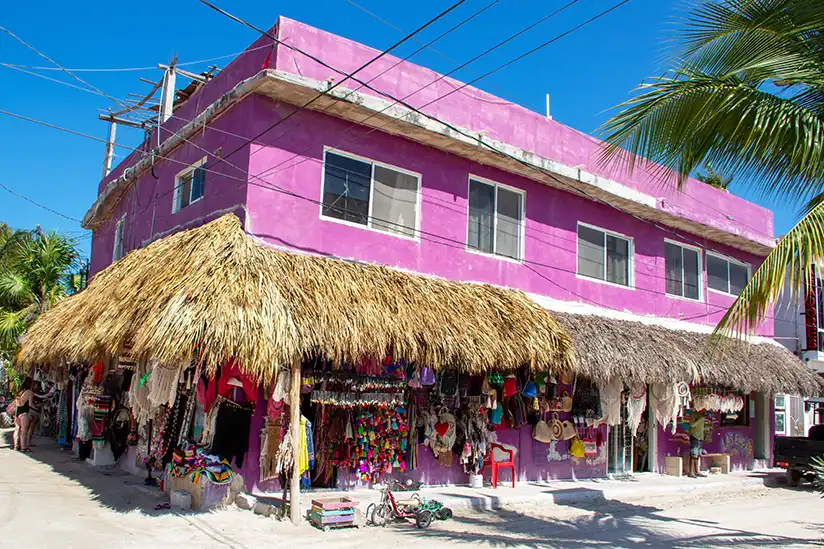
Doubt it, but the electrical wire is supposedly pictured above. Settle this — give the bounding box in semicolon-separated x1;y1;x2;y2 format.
200;0;469;162
0;25;129;109
0;182;82;223
5;106;792;326
1;44;272;72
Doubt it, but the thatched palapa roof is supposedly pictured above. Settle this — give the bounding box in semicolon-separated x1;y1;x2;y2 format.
553;311;822;396
18;214;574;382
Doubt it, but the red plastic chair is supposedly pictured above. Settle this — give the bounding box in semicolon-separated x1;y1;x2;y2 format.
482;443;516;488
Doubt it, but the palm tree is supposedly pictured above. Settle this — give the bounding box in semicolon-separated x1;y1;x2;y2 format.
599;0;824;335
0;230;79;358
695;164;731;191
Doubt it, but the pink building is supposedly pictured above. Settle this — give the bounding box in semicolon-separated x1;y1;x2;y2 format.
85;18;798;489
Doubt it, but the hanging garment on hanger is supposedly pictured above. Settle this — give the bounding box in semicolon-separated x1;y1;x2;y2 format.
598;377;623;426
217;360;257;403
626;383;647;437
651;383;679;434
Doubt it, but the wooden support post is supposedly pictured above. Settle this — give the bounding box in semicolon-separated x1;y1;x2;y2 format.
289;361;302;526
102;120;117;178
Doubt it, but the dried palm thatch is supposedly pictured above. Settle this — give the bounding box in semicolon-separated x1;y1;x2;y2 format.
553;312;822;396
18;214;574;383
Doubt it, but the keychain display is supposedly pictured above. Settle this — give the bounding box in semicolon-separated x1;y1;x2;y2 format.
331;406;409;483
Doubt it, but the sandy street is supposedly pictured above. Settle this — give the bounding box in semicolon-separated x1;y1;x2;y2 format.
1;434;822;549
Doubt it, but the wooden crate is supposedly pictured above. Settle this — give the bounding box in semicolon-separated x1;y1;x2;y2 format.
311;496;359;510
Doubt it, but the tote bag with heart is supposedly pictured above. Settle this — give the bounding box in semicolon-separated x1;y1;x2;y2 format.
532;419;554;443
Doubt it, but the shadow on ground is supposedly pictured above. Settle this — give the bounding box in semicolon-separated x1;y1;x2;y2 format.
1;429;166;514
393;483;819;549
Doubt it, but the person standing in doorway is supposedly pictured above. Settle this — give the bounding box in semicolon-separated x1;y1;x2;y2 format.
688;411;707;478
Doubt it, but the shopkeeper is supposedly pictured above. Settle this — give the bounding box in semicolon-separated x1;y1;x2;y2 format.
688;412;707;478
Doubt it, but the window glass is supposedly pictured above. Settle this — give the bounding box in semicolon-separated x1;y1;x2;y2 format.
665;242;684;296
322;152;371;225
775;411;786;434
496;187;522;260
178;173;192;211
467;179;496;254
606;234;629;286
683;247;700;300
707;254;729;292
191;166;206;203
577;225;605;280
729;262;749;295
371;165;418;237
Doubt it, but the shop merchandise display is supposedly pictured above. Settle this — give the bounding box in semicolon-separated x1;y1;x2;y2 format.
169;444;234;485
691;387;745;413
626;383;647;437
331;406;409;483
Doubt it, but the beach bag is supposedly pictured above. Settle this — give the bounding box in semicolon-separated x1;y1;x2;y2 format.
533;419;554;443
583;438;598;458
490;405;504;425
502;376;517;399
549;413;564;440
560;418;577;441
420;367;436;386
438;371;458;396
570;438;585;458
488;372;504;387
522;380;537;398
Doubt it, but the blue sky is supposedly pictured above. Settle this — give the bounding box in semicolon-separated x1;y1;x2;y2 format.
0;0;800;258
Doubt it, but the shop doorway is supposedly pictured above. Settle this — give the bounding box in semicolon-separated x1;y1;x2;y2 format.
608;391;633;476
632;394;651;472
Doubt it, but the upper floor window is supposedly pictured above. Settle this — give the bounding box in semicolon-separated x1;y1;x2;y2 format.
173;158;206;213
665;241;701;300
112;215;125;262
467;177;524;261
577;223;632;287
321;149;420;239
707;253;749;295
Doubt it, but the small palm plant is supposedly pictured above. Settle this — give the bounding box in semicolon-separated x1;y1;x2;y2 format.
811;456;824;495
600;0;824;335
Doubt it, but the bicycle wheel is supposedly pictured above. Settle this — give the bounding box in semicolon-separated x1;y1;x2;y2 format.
415;510;433;529
372;503;391;527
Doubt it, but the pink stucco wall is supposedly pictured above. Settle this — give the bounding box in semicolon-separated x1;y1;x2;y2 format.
243;93;767;332
272;17;775;249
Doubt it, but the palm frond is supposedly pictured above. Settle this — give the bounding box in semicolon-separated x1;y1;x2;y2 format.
716;195;824;335
599;70;824;203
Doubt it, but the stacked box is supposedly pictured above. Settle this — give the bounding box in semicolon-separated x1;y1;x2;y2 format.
309;497;360;531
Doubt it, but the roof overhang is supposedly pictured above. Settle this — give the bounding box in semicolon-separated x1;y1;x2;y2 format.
83;69;775;256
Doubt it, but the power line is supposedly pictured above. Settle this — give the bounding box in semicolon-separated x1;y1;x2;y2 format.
243;0;588;194
6;107;792;327
0;25;128;109
238;0;504;175
1;44;272;73
200;0;469;161
343;0;539;109
0;182;82;223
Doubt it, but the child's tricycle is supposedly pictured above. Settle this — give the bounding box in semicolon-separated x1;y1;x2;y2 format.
367;482;452;529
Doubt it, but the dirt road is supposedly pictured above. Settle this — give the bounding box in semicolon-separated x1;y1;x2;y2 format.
1;434;822;549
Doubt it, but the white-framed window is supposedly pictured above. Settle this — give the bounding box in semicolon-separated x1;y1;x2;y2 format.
173;157;207;213
466;176;525;261
577;223;633;287
775;394;787;435
707;253;750;296
665;240;702;300
321;149;420;239
112;215;125;262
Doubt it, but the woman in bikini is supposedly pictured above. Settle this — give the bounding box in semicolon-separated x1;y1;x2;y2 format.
12;377;34;452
